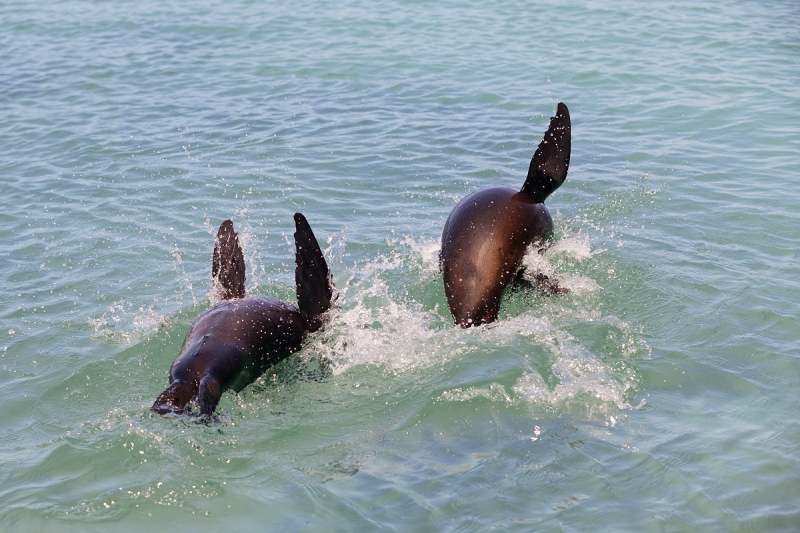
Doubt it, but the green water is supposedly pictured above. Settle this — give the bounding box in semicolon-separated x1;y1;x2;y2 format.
1;0;799;531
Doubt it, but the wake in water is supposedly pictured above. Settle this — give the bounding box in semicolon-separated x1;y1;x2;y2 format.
308;230;647;425
62;218;650;520
85;214;647;426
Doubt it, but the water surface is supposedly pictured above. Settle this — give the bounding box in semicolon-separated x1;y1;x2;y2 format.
1;0;799;531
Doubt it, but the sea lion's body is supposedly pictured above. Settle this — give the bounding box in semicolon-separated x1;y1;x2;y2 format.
441;187;553;326
167;297;306;402
152;214;333;416
440;103;571;327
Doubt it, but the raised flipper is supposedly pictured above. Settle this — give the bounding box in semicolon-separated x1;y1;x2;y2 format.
522;102;571;203
151;380;196;415
293;213;334;332
212;220;246;300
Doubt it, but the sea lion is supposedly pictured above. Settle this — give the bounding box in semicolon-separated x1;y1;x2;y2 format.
440;102;571;327
151;213;334;416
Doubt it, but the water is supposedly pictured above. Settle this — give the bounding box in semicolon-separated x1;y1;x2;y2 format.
1;0;798;530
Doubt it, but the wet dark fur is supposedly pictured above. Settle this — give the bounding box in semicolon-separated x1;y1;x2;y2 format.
440;103;571;327
152;213;334;416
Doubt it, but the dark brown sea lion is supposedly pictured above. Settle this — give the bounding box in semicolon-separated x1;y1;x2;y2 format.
440;102;571;327
151;213;334;416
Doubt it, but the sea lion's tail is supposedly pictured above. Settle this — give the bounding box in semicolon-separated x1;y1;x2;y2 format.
151;380;195;415
293;213;334;332
522;102;571;203
212;220;246;300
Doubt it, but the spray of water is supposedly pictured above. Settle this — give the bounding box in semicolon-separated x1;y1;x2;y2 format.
88;211;646;426
311;230;645;423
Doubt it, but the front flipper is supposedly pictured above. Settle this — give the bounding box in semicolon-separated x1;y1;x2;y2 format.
212;220;246;300
522;102;571;203
198;375;222;416
151;380;195;415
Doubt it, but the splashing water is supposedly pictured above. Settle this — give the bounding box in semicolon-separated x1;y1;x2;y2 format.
310;231;645;424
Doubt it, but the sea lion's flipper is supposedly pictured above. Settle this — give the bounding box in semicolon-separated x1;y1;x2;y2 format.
510;270;569;296
198;375;222;416
151;380;195;415
522;102;571;203
212;220;246;300
510;269;536;292
532;272;569;295
293;213;334;332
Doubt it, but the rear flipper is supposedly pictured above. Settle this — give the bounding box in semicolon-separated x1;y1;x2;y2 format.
511;270;569;296
522;102;571;203
151;380;196;415
212;220;246;300
293;213;335;332
198;375;222;417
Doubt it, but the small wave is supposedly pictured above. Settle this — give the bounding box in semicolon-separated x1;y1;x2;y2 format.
431;310;642;424
439;382;513;403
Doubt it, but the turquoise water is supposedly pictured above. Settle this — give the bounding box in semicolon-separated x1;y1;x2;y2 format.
1;0;799;530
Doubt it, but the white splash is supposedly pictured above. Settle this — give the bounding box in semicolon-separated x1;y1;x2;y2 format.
399;235;442;276
314;265;446;375
439;382;513;403
548;233;596;260
521;233;601;295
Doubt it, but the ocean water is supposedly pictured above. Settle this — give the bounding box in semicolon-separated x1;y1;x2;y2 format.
1;0;798;530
